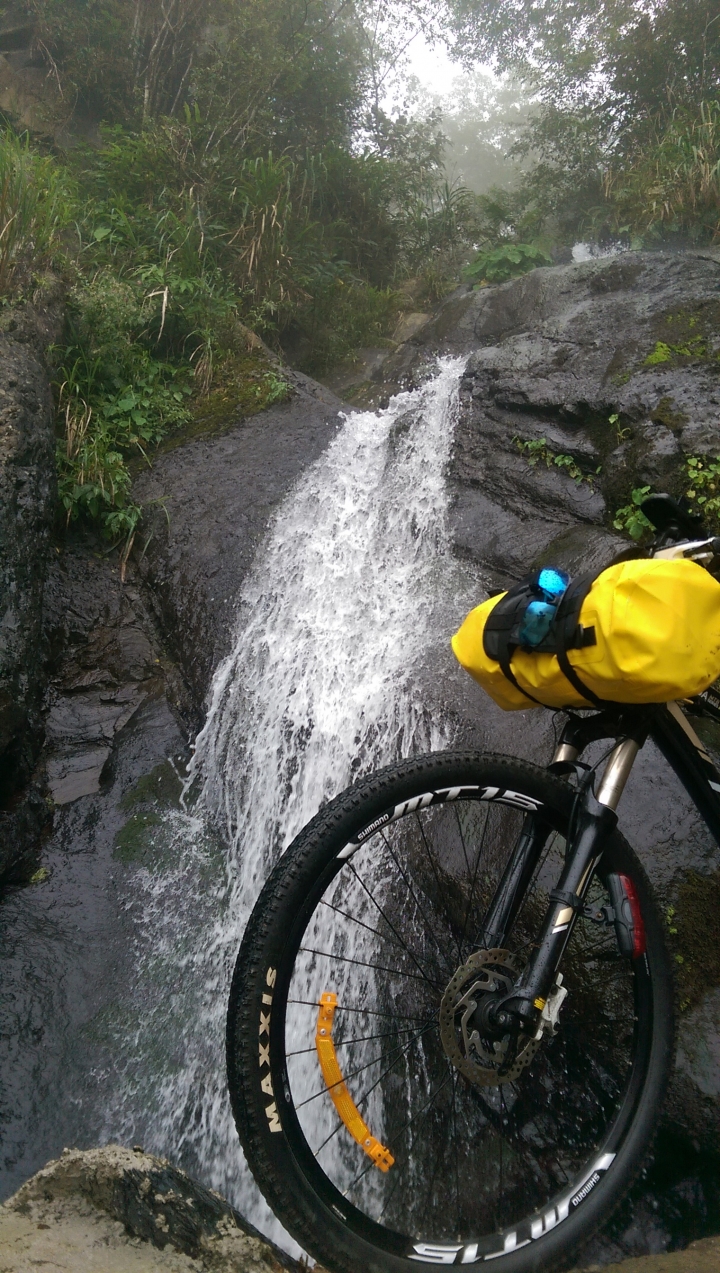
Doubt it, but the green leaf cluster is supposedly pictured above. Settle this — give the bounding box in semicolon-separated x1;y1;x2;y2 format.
685;457;720;528
464;242;552;285
513;436;597;485
0;130;71;294
612;487;654;541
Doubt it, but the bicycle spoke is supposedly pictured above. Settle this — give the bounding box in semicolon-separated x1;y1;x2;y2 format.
287;997;432;1023
451;1067;460;1233
299;945;443;988
286;1022;428;1058
461;802;491;956
319;897;443;979
296;1020;436;1112
413;810;463;965
378;828;452;968
311;1026;442;1162
343;1069;454;1201
345;861;447;990
417;1069;456;1223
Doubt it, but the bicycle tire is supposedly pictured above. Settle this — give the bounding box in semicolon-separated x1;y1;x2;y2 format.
227;751;673;1272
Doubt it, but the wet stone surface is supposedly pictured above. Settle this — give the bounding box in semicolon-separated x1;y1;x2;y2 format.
0;282;65;876
40;539;178;808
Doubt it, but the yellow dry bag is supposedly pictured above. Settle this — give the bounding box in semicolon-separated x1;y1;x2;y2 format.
452;558;720;711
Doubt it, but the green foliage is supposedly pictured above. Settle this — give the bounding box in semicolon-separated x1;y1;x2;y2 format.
0;131;70;293
606;101;720;244
297;283;400;374
613;487;653;540
8;5;498;541
608;413;630;444
443;0;720;248
685;456;720;529
513;436;597;485
262;370;290;405
55;271;193;536
465;242;552;285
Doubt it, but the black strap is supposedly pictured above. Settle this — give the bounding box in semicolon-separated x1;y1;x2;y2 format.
497;645;546;706
549;887;584;911
484;569;607;707
553;573;605;707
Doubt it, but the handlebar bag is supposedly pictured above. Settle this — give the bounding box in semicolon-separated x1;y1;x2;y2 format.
451;557;720;711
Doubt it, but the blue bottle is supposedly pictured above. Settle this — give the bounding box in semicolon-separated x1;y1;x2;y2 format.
518;567;569;649
537;567;569;603
519;600;557;648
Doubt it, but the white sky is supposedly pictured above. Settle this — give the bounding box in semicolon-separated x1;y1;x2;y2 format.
404;32;459;94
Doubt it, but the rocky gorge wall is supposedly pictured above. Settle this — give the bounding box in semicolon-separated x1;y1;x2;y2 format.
4;248;720;1263
0;280;64;877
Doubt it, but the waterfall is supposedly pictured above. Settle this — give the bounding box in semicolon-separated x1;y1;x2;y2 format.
105;356;468;1249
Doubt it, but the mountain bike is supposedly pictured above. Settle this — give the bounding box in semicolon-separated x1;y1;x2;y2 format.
226;494;720;1272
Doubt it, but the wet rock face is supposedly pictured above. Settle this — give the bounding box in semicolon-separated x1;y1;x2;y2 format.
0;283;65;875
40;534;188;810
427;250;720;589
0;338;56;804
132;371;343;714
0;285;72;882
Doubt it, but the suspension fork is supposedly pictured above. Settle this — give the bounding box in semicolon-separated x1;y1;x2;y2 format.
497;735;642;1035
478;812;553;950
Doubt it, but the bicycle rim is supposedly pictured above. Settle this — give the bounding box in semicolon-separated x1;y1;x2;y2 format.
231;756;669;1269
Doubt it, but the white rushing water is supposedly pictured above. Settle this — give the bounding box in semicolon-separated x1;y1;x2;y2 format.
105;356;469;1247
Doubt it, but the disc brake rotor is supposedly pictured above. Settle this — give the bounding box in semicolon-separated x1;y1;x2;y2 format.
439;948;542;1087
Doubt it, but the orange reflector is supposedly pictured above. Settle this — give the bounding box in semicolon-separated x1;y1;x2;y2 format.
315;991;394;1172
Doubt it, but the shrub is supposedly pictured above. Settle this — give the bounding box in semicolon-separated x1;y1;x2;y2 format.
605;101;720;243
464;242;553;285
514;436;598;485
296;282;400;373
55;272;192;538
685;455;720;527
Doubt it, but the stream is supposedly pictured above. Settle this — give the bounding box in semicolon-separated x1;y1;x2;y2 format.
0;359;476;1251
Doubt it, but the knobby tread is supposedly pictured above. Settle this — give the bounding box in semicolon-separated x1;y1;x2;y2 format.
226;750;674;1273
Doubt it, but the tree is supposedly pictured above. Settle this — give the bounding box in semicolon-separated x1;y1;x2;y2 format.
442;0;720;245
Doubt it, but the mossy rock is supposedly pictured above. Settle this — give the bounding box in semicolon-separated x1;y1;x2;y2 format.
156;349;291;453
120;760;183;812
113;810;166;866
643;303;720;369
650;395;689;430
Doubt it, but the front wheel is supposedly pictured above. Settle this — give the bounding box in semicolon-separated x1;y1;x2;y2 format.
227;752;673;1272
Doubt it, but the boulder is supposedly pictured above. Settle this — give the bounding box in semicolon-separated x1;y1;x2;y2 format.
0;1145;301;1272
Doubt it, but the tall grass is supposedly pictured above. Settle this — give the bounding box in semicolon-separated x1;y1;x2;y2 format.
0;133;70;292
606;100;720;241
